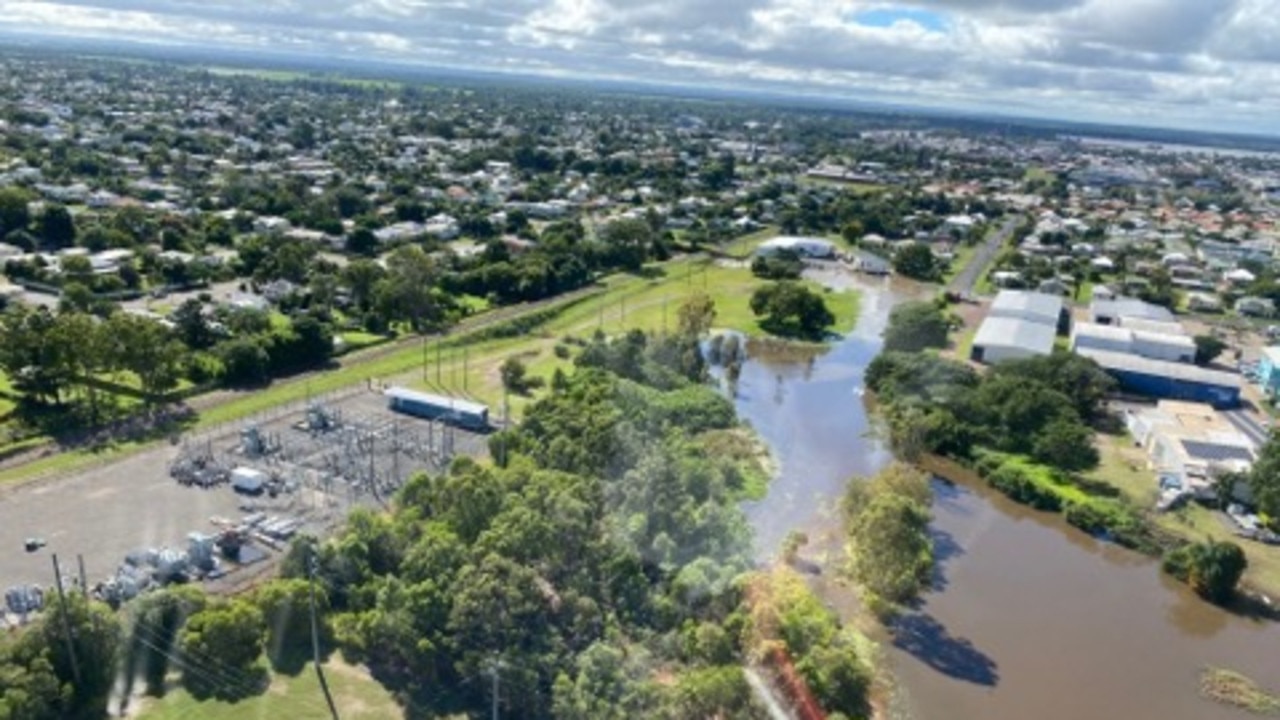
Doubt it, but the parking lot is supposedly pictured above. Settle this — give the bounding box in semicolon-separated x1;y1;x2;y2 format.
1;385;491;619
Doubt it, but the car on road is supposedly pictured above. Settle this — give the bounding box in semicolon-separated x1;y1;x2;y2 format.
23;537;46;552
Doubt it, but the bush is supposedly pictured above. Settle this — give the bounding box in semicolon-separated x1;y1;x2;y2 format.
554;343;572;359
1163;540;1248;604
985;463;1062;511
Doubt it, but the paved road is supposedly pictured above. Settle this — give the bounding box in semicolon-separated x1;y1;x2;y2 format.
948;215;1022;296
1223;408;1272;447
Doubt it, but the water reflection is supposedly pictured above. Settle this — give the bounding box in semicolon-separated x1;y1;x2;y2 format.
891;612;1000;687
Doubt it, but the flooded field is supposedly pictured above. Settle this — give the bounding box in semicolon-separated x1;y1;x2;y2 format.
733;271;1280;720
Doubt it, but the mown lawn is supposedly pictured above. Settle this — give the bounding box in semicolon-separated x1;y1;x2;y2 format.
136;659;402;720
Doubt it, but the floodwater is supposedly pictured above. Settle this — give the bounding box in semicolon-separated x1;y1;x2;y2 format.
731;272;1280;720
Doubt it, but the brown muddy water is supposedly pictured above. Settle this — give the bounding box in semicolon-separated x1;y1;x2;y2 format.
730;274;1280;720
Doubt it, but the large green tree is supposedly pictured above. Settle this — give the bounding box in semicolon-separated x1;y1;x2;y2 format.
892;243;939;281
0;187;31;238
882;301;949;353
749;281;835;340
1162;540;1247;604
843;463;934;610
178;600;267;700
1247;435;1280;520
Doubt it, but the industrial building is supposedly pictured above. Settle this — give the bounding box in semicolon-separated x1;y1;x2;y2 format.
385;386;490;430
970;316;1057;364
1089;297;1175;326
969;290;1065;365
1124;401;1256;502
1070;322;1195;364
754;236;837;259
1077;349;1242;408
987;290;1069;333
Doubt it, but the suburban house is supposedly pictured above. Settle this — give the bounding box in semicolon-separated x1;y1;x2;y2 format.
1235;296;1276;318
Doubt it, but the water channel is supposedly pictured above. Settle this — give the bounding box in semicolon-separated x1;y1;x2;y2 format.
732;273;1280;720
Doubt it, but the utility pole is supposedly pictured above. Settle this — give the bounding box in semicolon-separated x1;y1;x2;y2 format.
436;341;442;385
51;554;82;686
486;656;506;720
76;554;88;599
309;554;340;720
422;336;427;382
463;346;469;391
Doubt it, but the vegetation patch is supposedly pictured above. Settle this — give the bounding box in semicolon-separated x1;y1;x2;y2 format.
1200;667;1280;716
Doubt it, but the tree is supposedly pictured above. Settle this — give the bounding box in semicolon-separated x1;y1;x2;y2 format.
374;245;452;332
254;579;324;670
342;259;386;312
127;586;208;696
501;356;531;395
173;299;215;350
1162;540;1247;604
178;600;267;699
600;218;653;271
843;464;934;610
676;292;716;339
217;336;271;386
882;301;949;353
1193;335;1228;366
892;243;939;281
0;187;31;238
345;227;378;256
37;204;76;248
1032;418;1100;471
17;594;121;719
105;314;185;403
1247;435;1280;520
749;282;835;340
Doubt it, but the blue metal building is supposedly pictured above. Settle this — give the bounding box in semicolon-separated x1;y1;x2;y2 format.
1077;349;1242;409
384;386;490;429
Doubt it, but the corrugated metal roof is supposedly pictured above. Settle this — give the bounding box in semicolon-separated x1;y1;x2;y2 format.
1073;322;1131;342
1091;297;1175;323
974;316;1056;354
1131;330;1195;348
990;290;1063;321
1077;349;1241;388
1118;318;1187;336
384;386;489;417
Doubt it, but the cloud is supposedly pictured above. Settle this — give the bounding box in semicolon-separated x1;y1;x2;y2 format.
0;0;1276;133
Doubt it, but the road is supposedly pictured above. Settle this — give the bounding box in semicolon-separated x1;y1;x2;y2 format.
1223;408;1272;447
948;215;1022;296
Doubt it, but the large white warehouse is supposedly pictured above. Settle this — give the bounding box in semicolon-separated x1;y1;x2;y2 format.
1071;322;1195;364
971;316;1057;365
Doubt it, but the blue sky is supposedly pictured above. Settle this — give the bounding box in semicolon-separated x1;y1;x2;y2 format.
0;0;1276;134
852;6;949;33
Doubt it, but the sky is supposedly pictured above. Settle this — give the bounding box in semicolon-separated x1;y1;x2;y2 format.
0;0;1278;134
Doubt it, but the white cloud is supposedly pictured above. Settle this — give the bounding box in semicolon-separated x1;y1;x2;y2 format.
0;0;1276;133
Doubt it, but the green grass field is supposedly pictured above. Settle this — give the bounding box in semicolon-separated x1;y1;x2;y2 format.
136;659;402;720
941;243;978;284
720;226;779;259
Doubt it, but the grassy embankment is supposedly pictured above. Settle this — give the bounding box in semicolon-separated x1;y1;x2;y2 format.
136;659;401;720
